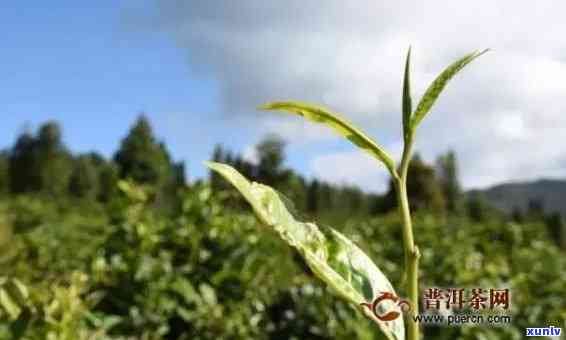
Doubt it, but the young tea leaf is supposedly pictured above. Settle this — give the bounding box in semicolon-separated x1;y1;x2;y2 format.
260;102;397;176
411;49;489;128
402;47;413;140
205;161;405;340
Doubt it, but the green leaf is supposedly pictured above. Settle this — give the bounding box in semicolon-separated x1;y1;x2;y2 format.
0;287;21;320
260;101;397;176
411;49;489;128
402;47;413;140
205;161;404;340
4;279;29;306
199;283;217;306
171;278;199;304
118;180;148;202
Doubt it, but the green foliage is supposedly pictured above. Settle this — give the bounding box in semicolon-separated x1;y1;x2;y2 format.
206;162;404;340
0;152;9;195
411;50;488;129
466;192;490;222
345;213;566;340
69;155;100;200
114;115;173;186
436;151;462;213
112;115;186;213
0;213;12;264
211;140;385;220
1;49;564;340
260;102;397;176
0;271;109;340
86;180;384;339
97;162;119;203
402;47;413;141
224;49;491;340
545;212;566;250
255;134;288;188
0;179;564;339
382;155;446;214
307;179;320;214
9;130;40;194
35;121;73;196
0;278;28;321
405;156;445;214
3;123;123;203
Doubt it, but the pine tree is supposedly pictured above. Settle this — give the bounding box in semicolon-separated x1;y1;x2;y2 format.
307;179;320;213
285;173;307;211
98;162;119;202
319;182;335;212
382;154;446;214
114;115;172;186
210;145;226;190
69;155;100;199
256;134;287;187
223;150;234;166
36;121;73;196
0;151;9;194
240;159;256;181
9;130;40;193
172;161;186;187
436;151;462;214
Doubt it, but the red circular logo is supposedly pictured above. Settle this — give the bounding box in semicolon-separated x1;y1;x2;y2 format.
361;292;411;321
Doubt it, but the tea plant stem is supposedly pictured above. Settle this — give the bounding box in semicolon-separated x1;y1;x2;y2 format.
395;135;421;340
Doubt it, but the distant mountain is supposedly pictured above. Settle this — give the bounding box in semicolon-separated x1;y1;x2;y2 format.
468;179;566;217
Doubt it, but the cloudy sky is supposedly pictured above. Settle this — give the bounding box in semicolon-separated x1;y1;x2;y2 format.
2;1;566;192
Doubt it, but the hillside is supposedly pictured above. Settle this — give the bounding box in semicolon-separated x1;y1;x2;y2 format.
469;179;566;216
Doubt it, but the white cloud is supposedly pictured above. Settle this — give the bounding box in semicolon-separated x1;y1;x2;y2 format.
311;151;390;192
242;144;258;165
493;111;526;140
135;0;566;190
260;118;336;144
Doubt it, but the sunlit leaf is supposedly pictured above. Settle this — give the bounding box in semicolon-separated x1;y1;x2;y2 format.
171;278;199;304
199;283;217;306
205;161;404;340
260;102;397;176
402;47;413;140
0;287;21;320
118;180;148;202
411;49;489;128
4;279;29;305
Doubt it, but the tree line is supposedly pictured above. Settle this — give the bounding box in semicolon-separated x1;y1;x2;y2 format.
0;115;184;204
209;135;469;220
0;114;563;248
0;115;515;219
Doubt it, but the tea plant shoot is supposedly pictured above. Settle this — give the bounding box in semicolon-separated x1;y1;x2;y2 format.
207;48;488;340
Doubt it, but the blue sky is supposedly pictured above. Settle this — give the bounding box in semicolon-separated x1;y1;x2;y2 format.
0;2;246;180
0;1;340;184
2;2;565;191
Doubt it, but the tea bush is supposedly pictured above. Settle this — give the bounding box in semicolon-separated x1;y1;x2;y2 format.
0;182;564;339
